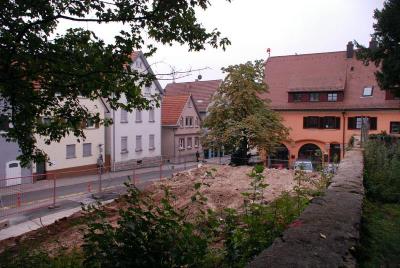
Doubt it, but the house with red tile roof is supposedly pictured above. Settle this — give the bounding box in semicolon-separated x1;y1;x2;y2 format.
263;41;400;167
164;79;226;159
161;94;203;163
164;79;222;120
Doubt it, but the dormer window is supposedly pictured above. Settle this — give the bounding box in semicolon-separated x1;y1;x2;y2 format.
362;86;373;97
327;93;338;102
293;93;302;102
310;93;319;102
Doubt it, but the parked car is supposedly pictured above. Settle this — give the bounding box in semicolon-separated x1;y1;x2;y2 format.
294;160;313;172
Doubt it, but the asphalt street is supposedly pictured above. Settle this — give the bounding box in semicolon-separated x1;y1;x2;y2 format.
0;163;198;220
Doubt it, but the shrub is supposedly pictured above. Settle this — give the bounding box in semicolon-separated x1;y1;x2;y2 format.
363;140;400;203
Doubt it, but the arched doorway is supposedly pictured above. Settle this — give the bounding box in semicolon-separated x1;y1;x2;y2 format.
298;143;322;166
329;143;341;163
269;144;289;168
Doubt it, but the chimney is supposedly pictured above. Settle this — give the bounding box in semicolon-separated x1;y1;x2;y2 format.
369;38;378;50
346;41;354;58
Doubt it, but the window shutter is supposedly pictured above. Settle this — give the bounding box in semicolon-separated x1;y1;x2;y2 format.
369;117;377;130
81;119;86;129
318;117;325;129
320;93;328;102
303;117;308;128
348;117;355;129
335;117;341;129
95;120;100;129
288;93;294;103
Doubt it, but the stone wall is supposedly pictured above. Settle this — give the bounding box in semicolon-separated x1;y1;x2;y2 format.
247;148;364;268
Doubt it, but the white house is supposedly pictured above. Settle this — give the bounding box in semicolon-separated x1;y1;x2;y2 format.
105;51;163;171
35;97;110;178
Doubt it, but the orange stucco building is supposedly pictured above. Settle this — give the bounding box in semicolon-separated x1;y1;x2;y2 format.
262;42;400;166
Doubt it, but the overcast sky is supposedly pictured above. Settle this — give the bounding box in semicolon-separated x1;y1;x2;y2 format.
57;0;384;87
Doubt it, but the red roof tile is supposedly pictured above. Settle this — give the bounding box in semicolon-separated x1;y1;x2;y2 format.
263;51;400;110
164;80;221;112
161;94;190;125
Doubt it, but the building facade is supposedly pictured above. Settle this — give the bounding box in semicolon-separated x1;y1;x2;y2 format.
164;80;222;158
35;97;109;178
161;95;203;163
105;52;163;171
263;42;400;167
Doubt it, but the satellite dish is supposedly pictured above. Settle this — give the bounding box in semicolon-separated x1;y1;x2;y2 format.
197;74;202;80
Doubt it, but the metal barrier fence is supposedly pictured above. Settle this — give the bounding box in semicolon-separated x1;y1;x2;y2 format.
0;154;338;220
0;155;226;220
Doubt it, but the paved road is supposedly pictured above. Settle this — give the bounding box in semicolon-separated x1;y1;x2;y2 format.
0;164;198;217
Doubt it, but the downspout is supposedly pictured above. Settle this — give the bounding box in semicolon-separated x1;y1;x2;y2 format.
112;108;116;172
173;128;176;160
342;111;346;159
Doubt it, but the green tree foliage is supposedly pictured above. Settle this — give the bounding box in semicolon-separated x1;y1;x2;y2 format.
0;0;231;166
202;60;289;164
356;0;400;96
83;186;212;267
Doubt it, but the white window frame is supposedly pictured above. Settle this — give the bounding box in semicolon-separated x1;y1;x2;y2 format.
85;118;96;129
121;136;128;154
120;109;128;123
179;138;185;150
362;86;373;97
136;135;142;152
83;143;92;157
187;137;193;149
327;93;338;102
180;117;184;127
310;93;319;102
185;116;193;127
149;134;155;150
144;86;151;97
66;144;76;159
149;108;155;122
194;137;200;148
135;110;142;123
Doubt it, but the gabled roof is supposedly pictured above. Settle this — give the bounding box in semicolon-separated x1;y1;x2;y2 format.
161;94;201;126
130;51;164;95
164;79;221;112
263;51;400;110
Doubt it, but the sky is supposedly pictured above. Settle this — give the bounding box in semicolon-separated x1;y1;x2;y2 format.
57;0;384;87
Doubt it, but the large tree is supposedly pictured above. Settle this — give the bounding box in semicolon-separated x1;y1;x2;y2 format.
0;0;231;166
356;0;400;96
202;60;289;165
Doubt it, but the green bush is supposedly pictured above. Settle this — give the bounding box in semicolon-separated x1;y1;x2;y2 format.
357;201;400;267
0;249;83;268
363;140;400;203
0;165;319;268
